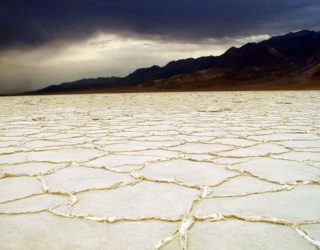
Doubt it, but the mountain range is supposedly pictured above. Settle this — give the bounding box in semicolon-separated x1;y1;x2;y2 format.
27;30;320;94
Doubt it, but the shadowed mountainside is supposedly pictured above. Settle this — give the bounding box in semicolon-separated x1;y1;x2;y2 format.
27;30;320;94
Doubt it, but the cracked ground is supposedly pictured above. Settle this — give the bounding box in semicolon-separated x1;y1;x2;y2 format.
0;91;320;250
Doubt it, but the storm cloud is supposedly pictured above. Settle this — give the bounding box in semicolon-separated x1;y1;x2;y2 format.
1;0;320;50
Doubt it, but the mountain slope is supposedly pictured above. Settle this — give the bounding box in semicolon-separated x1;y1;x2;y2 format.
29;30;320;94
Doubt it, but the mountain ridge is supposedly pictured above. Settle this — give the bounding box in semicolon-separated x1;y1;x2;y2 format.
25;30;320;94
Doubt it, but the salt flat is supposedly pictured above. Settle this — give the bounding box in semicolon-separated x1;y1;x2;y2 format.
0;91;320;250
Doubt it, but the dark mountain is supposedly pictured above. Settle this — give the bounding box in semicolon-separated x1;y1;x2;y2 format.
32;55;217;93
123;56;217;85
29;30;320;94
39;77;122;92
217;30;320;79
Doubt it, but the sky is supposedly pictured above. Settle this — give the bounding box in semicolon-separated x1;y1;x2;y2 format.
1;0;320;94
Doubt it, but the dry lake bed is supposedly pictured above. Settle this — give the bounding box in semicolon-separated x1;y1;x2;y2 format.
0;91;320;250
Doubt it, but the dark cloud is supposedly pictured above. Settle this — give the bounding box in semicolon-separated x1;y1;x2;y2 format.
1;0;320;50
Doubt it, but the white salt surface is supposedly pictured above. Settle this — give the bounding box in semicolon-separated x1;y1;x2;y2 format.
0;91;320;249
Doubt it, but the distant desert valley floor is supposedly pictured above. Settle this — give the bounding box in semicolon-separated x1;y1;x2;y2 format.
0;91;320;249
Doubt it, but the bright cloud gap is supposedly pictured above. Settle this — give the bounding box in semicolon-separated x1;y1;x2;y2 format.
0;33;270;94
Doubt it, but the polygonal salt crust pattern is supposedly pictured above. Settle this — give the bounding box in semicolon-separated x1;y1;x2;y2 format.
0;213;177;250
68;182;198;218
1;162;66;176
188;221;313;250
209;175;282;196
137;159;238;186
0;194;67;214
0;176;43;203
43;166;135;193
195;185;320;222
232;158;320;183
0;91;320;249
